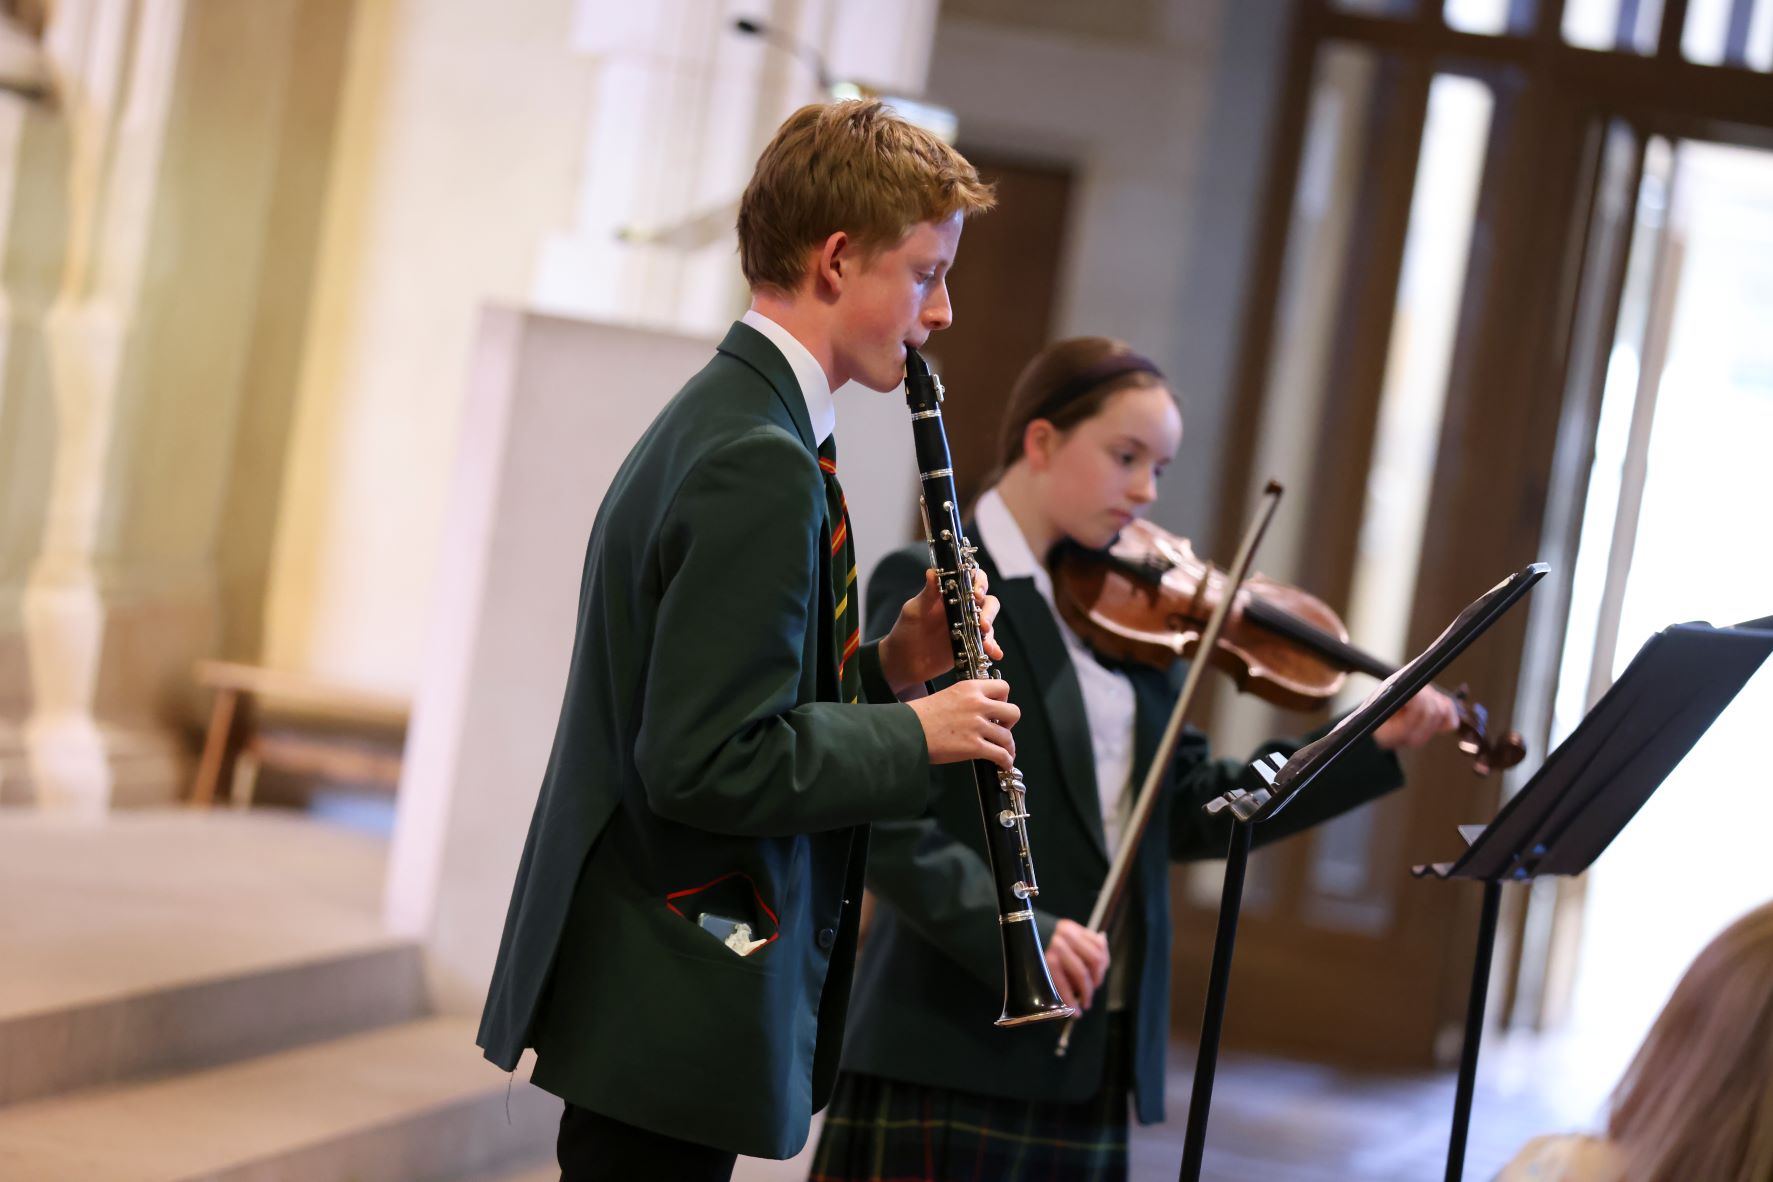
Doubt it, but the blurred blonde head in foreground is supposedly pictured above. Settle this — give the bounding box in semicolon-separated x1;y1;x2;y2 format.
1498;897;1773;1182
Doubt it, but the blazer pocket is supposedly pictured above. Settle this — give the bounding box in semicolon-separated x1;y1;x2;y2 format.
664;870;780;960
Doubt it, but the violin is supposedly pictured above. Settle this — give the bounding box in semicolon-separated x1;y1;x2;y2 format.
1051;518;1525;775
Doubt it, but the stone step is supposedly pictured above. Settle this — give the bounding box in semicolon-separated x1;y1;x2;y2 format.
0;939;427;1108
0;1015;561;1182
1;808;420;1107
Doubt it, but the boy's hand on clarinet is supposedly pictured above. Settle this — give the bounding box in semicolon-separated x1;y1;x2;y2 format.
1045;919;1110;1012
907;679;1020;770
879;567;1003;696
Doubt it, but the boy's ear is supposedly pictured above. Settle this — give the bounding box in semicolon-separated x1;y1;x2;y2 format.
814;230;850;294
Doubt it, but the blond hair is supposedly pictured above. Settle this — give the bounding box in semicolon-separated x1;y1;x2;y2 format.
1608;899;1773;1181
736;99;995;293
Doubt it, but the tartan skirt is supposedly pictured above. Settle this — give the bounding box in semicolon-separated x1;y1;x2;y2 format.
808;1017;1131;1182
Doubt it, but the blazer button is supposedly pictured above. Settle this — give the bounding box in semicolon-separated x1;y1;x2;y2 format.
816;927;837;950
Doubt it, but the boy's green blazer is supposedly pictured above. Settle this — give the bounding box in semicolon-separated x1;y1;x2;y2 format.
838;540;1406;1124
477;322;930;1159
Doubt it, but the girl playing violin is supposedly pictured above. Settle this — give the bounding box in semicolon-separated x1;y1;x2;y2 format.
808;336;1458;1182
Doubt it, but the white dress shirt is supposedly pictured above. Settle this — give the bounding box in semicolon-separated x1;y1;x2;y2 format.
972;489;1138;857
740;308;835;446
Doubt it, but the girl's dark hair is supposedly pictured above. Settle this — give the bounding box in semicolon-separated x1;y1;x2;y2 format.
989;337;1175;485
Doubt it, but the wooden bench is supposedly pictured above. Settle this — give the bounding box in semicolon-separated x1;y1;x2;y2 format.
190;661;410;808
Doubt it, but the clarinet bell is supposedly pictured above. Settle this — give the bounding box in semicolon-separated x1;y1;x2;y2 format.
995;911;1075;1026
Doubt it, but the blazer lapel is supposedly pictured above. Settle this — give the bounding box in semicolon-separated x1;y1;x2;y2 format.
979;546;1110;865
716;320;816;454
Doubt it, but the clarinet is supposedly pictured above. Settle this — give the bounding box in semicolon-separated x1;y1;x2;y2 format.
903;347;1074;1027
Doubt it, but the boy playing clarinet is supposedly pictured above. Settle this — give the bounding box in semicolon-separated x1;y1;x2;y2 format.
478;100;1006;1181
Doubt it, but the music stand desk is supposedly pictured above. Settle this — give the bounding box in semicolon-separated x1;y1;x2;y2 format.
1417;616;1773;1182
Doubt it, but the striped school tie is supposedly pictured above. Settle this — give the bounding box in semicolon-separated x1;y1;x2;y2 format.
818;437;862;705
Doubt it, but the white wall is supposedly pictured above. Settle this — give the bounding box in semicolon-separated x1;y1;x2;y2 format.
925;1;1230;538
264;0;594;695
384;311;710;1006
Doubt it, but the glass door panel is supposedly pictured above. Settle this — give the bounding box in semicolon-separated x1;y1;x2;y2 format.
1445;0;1532;35
1562;140;1773;1067
1311;73;1496;924
1682;0;1773;69
1562;0;1665;52
1242;45;1383;590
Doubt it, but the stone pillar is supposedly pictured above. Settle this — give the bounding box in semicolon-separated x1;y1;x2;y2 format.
13;0;179;812
15;0;320;811
0;12;67;805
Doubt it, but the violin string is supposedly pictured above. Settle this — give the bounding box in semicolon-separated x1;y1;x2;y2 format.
1124;539;1383;676
1236;597;1394;680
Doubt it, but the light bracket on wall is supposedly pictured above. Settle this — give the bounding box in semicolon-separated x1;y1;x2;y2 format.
731;16;957;143
613;16;959;248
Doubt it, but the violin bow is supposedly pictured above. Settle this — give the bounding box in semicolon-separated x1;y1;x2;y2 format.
1055;480;1284;1058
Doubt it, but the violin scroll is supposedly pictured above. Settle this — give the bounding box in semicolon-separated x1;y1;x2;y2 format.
1449;685;1526;775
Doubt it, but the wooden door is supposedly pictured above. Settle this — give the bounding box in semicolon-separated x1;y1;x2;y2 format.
1171;0;1773;1070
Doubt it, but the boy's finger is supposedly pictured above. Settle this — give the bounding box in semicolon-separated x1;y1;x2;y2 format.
973;678;1012;701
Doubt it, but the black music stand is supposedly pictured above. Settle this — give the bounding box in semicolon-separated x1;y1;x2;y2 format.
1176;563;1549;1182
1414;614;1773;1182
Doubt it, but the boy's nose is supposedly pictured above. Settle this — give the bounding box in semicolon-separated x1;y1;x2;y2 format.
923;282;953;332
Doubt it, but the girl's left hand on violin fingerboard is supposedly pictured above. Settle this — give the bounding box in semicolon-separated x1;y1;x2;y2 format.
1372;686;1461;751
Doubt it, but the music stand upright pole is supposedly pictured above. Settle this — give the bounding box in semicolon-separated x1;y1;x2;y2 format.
1179;819;1255;1182
1444;879;1503;1182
